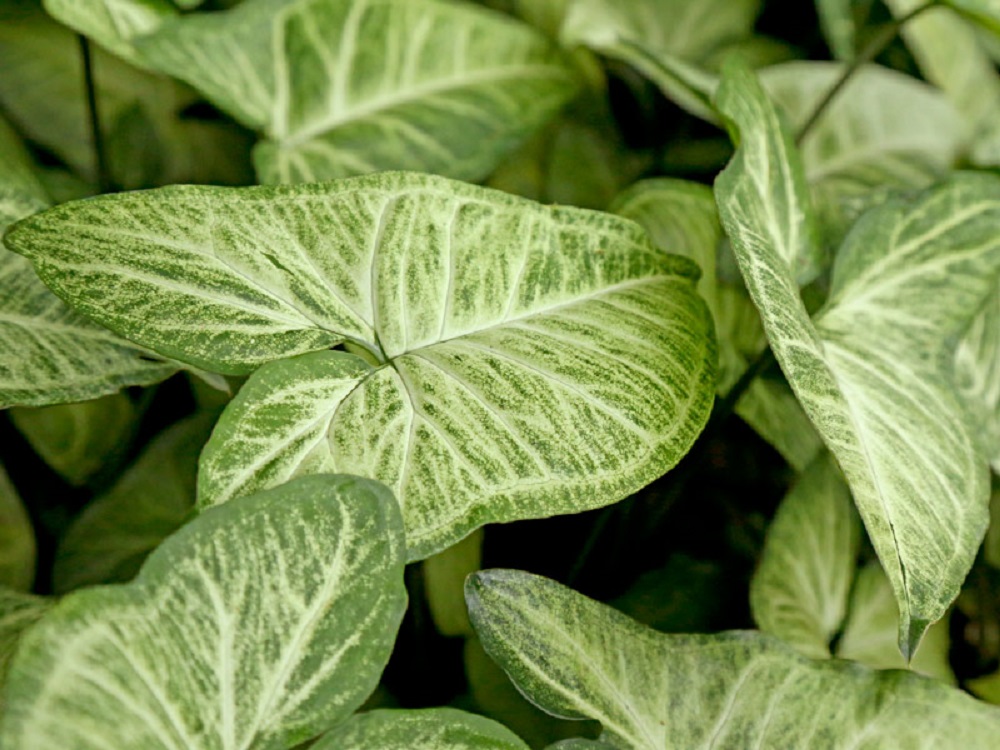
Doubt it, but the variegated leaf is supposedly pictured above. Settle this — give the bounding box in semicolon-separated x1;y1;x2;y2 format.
467;569;1000;749
311;708;530;749
136;0;578;183
0;475;407;750
715;60;1000;655
0;589;51;709
750;454;860;659
955;283;1000;473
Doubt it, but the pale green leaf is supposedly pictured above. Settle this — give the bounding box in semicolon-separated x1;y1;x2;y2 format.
750;454;860;659
10;392;135;486
715;60;1000;655
836;562;954;683
0;466;35;592
884;0;1000;166
42;0;176;66
0;589;51;708
759;61;964;245
546;741;615;750
1;475;407;750
955;284;1000;473
311;708;530;749
425;528;483;637
6;173;714;560
137;0;579;184
0;3;254;189
467;569;1000;749
513;0;568;38
940;0;1000;36
816;0;856;59
52;414;216;593
612;177;821;470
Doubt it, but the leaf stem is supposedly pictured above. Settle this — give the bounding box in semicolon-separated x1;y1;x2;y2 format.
795;0;940;145
79;35;112;193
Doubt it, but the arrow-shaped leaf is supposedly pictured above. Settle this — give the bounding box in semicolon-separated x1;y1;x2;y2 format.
714;61;1000;655
0;475;407;750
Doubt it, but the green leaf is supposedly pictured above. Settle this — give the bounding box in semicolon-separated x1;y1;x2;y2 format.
311;708;530;749
715;60;1000;655
759;61;964;245
815;0;856;59
750;454;860;659
940;0;1000;36
424;528;483;637
884;0;1000;166
0;466;35;592
467;569;1000;749
0;589;51;707
52;414;215;593
955;285;1000;473
6;172;714;560
137;0;579;183
42;0;176;66
10;392;135;486
836;562;954;683
0;475;407;749
545;742;615;750
612;178;822;469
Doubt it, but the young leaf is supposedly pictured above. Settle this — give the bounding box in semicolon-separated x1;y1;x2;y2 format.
0;466;35;592
0;114;176;407
42;0;177;66
467;569;1000;749
311;708;530;749
750;454;860;659
137;0;579;183
0;475;407;749
52;414;215;593
715;60;1000;656
9;392;135;486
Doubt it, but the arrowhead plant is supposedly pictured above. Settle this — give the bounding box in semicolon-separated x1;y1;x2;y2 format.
3;0;1000;747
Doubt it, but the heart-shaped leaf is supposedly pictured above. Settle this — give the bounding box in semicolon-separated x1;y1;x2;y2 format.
715;60;1000;655
0;474;407;749
467;569;1000;749
5;172;714;560
136;0;579;183
312;708;529;749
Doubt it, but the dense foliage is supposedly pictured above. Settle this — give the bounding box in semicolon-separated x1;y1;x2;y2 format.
3;0;1000;747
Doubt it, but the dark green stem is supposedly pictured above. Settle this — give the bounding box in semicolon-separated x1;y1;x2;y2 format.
796;0;940;145
79;36;112;193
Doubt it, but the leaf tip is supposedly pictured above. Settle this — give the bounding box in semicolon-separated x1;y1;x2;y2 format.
899;616;931;665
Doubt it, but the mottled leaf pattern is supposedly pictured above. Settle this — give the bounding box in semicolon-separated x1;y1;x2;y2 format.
0;475;407;750
137;0;578;183
42;0;176;65
312;708;530;749
0;466;35;591
715;61;1000;654
0;589;50;708
750;454;860;659
467;569;1000;749
52;414;215;593
955;284;1000;473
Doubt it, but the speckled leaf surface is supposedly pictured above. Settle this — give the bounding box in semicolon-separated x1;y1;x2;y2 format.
750;454;860;659
612;178;821;469
136;0;578;183
42;0;176;65
0;475;407;750
467;569;1000;749
955;284;1000;473
0;114;175;407
715;61;1000;655
0;590;51;706
0;466;35;591
312;708;529;749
